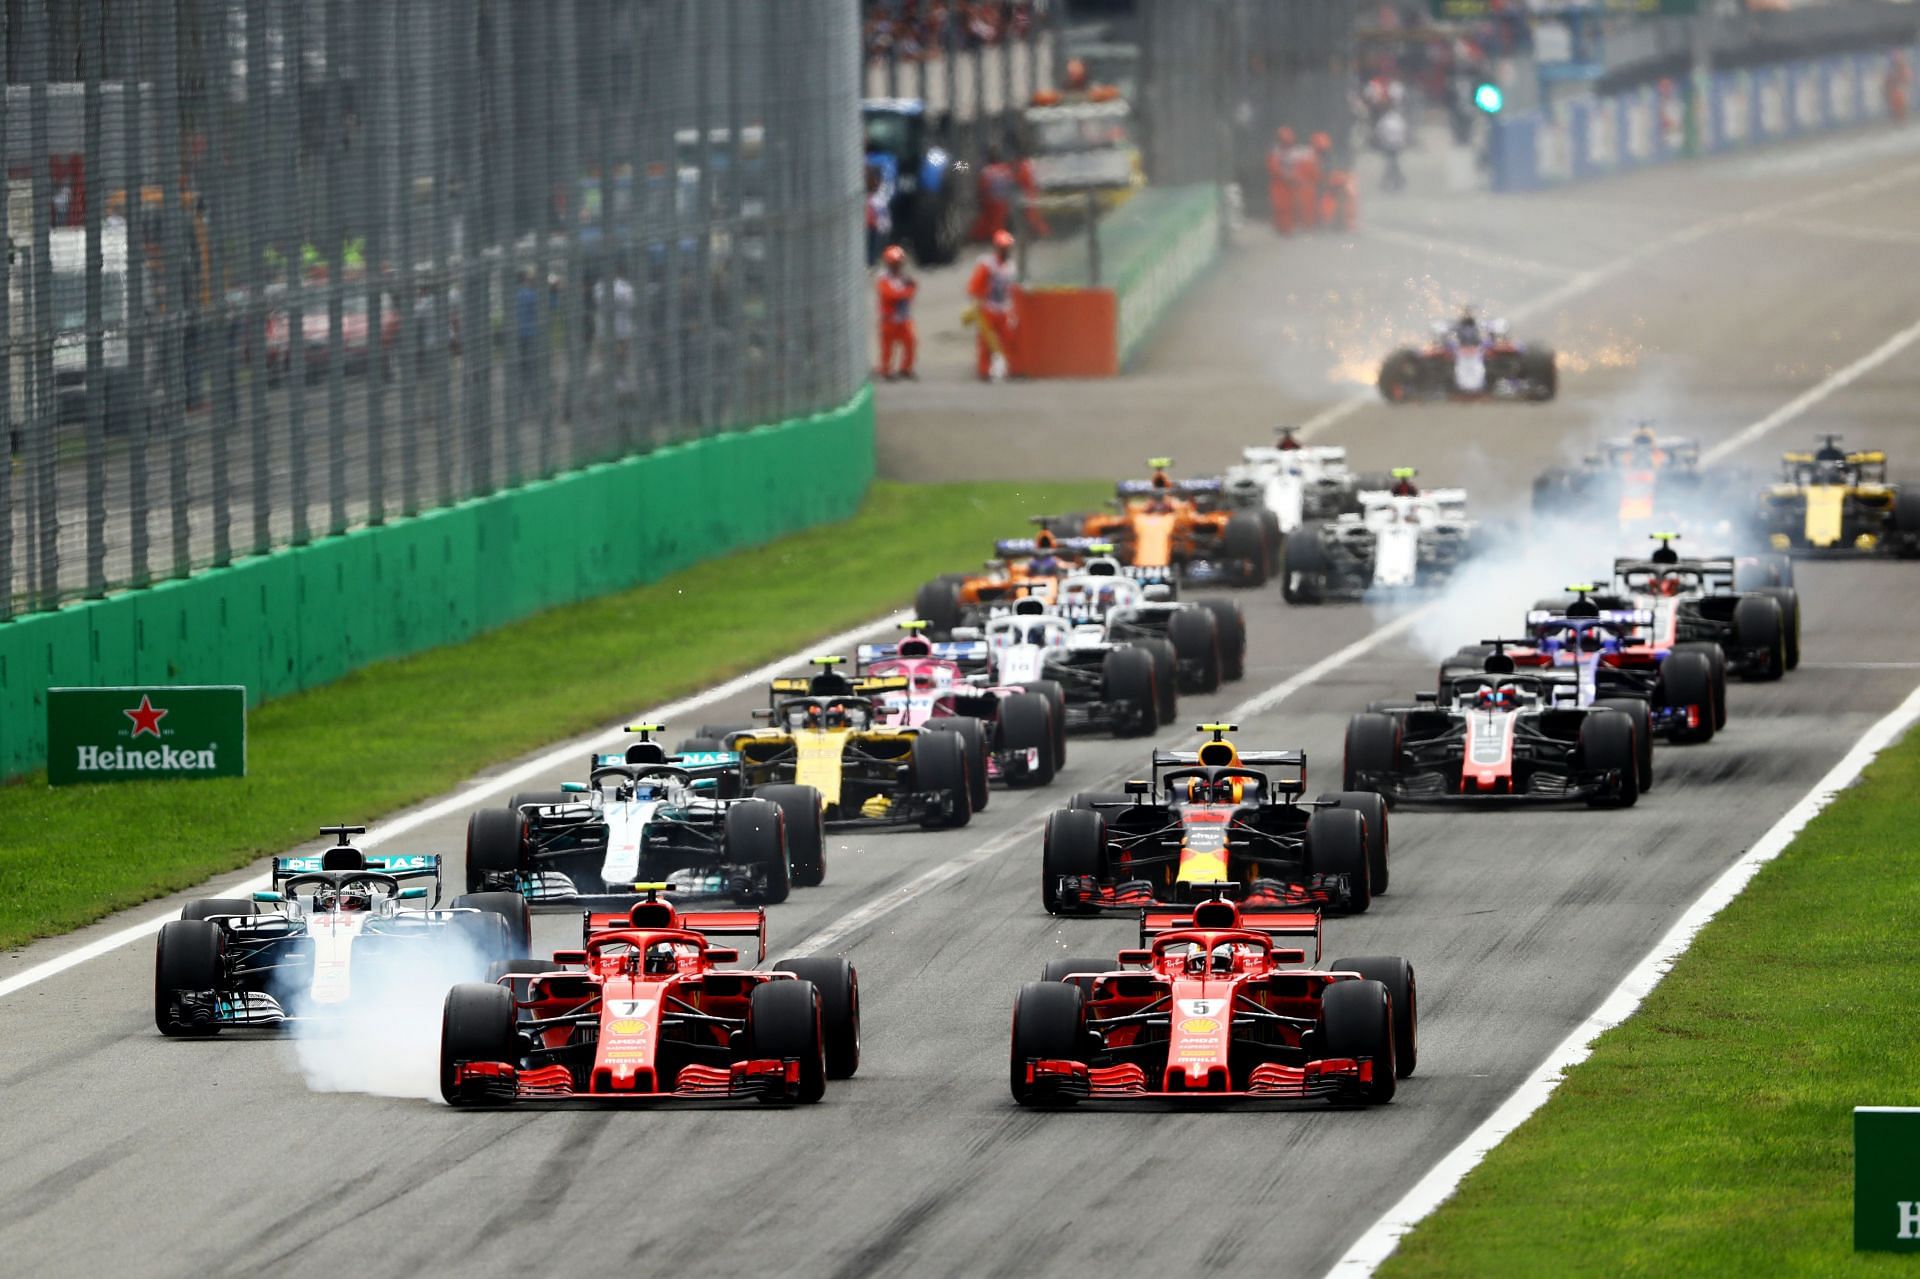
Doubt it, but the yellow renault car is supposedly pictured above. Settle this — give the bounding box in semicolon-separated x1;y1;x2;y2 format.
1760;435;1919;556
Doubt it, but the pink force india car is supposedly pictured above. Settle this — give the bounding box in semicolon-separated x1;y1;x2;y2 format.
855;620;1065;793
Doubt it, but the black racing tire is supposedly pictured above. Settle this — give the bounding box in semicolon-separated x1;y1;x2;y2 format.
1521;347;1557;401
1595;698;1655;793
747;978;826;1103
1167;607;1222;693
506;790;570;811
1024;678;1070;769
155;919;225;1037
1282;524;1331;604
446;911;515;970
996;693;1056;787
914;578;964;639
180;898;257;923
1306;806;1371;914
725;798;791;905
1894;489;1920;558
1377;348;1421;404
1328;955;1418;1078
1343;713;1401;795
1257;508;1283;566
914;728;973;829
1660;648;1718;745
1319;790;1390;896
440;981;520;1105
757;784;826;887
1198;599;1247;682
1732;594;1786;681
776;957;860;1079
1579;708;1640;809
675;736;724;754
1137;637;1180;723
926;716;991;812
464;807;527;894
1759;586;1801;671
1101;646;1159;737
1042;808;1107;915
1010;979;1086;1105
1320;979;1397;1103
1224;510;1271;586
449;891;533;959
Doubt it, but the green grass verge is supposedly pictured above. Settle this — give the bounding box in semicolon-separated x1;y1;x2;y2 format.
0;478;1105;951
1379;722;1920;1278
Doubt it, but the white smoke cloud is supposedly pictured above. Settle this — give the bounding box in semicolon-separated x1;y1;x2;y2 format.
290;925;498;1101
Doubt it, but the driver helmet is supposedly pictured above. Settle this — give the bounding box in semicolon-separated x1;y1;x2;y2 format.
316;885;371;913
1814;457;1846;484
824;702;850;728
1277;427;1302;451
1475;684;1520;711
644;942;678;975
1390;474;1419;498
1652;573;1683;597
1030;553;1060;575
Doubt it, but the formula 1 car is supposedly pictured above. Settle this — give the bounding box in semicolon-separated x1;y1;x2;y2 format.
1057;460;1279;587
440;888;859;1105
1756;435;1920;557
910;526;1106;638
1344;646;1642;806
1042;725;1389;915
1378;312;1556;402
1057;557;1248;692
1531;426;1722;532
958;600;1163;737
854;620;1063;789
1579;534;1800;680
1281;471;1476;603
1009;895;1415;1104
155;826;531;1036
727;658;975;829
1220;428;1363;534
463;727;819;911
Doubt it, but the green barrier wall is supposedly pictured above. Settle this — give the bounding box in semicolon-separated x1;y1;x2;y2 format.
0;388;875;780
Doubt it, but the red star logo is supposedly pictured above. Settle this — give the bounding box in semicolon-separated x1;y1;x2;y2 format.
124;694;168;738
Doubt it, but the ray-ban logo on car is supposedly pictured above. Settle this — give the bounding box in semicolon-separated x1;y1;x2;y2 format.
47;686;247;785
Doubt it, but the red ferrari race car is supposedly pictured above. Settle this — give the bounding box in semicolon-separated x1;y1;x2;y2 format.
439;889;858;1105
1040;725;1389;915
1009;896;1416;1105
1377;309;1556;403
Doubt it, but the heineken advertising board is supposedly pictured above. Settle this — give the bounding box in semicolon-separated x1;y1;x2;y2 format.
47;686;247;785
1857;1108;1920;1252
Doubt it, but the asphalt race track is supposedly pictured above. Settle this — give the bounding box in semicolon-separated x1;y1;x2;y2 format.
4;128;1919;1279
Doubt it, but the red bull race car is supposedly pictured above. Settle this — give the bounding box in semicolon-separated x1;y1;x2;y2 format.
439;889;858;1105
1040;725;1389;915
1009;896;1416;1105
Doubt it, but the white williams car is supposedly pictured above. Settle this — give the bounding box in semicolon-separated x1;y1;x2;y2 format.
153;826;530;1035
1281;470;1477;602
1221;428;1364;534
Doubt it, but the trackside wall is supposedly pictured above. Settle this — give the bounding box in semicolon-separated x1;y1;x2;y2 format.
1490;44;1920;192
0;388;875;780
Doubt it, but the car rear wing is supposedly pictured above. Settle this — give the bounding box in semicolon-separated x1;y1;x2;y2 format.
1139;905;1322;963
274;852;440;881
1152;748;1305;792
993;536;1104;559
856;640;991;667
583;906;767;962
1116;477;1221;498
1611;556;1737;586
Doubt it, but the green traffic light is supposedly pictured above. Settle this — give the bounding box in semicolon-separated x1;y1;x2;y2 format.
1474;82;1504;114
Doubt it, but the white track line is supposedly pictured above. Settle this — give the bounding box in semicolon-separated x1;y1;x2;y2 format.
0;612;904;1001
1759;216;1920;249
1700;314;1920;465
1295;158;1920;442
782;605;1437;956
1328;681;1920;1276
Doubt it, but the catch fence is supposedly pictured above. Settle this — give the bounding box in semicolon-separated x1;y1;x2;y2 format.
3;0;866;617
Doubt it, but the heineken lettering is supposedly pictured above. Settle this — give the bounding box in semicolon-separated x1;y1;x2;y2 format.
47;686;247;785
74;744;221;772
